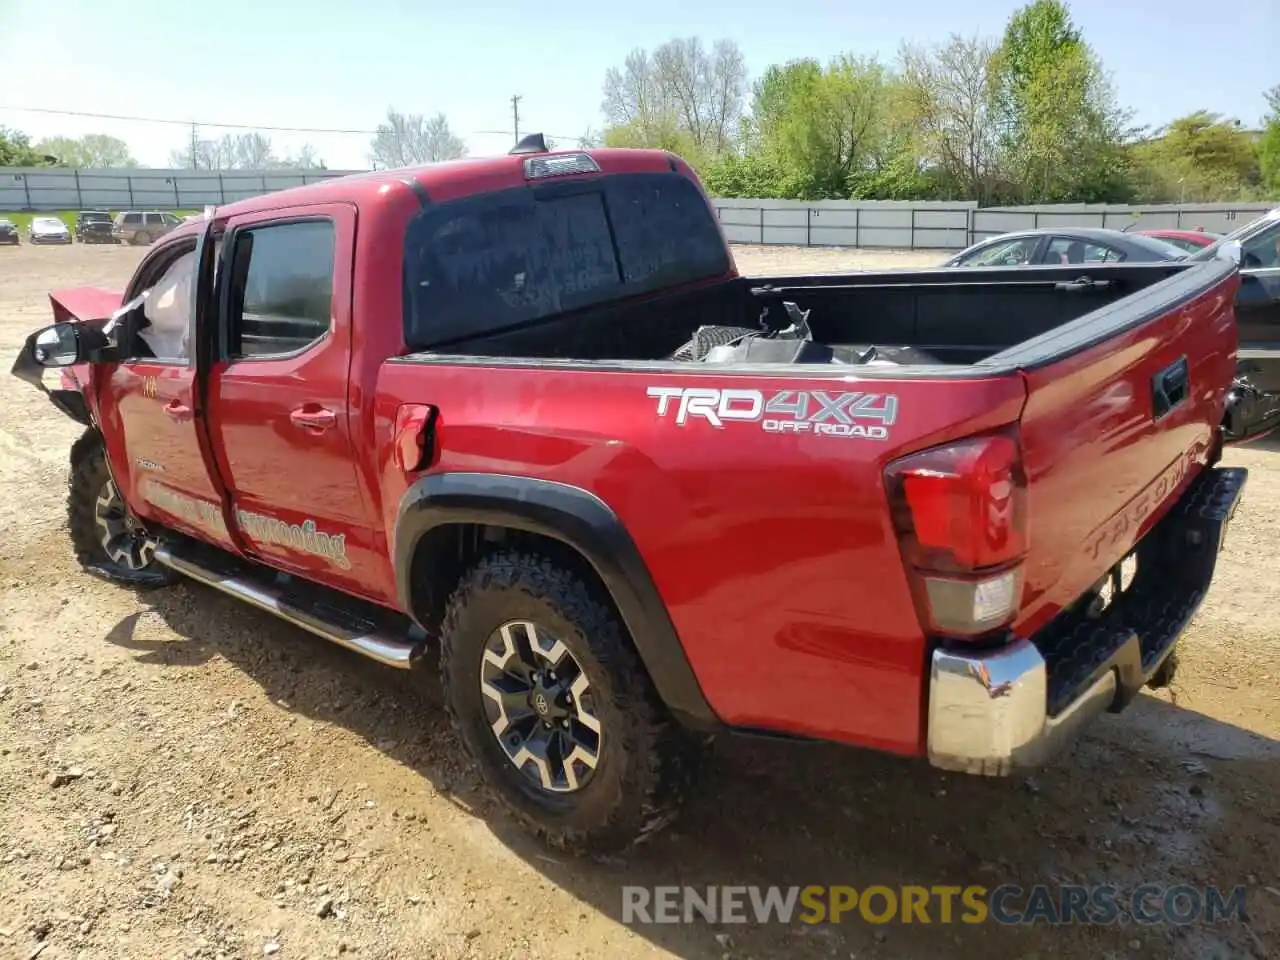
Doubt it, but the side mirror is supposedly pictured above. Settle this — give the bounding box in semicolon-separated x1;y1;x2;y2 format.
31;322;85;367
1218;240;1243;266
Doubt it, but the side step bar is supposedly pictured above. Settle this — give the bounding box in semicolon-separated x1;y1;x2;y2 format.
153;544;425;669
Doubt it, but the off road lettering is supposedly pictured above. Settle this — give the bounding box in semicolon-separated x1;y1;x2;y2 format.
236;509;351;570
647;386;897;440
139;483;350;569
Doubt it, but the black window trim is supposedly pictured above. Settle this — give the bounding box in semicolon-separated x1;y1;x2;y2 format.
216;214;338;364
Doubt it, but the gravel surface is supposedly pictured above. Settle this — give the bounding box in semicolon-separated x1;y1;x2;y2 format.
0;241;1277;960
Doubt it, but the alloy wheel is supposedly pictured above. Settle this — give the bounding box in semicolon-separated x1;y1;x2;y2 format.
479;620;603;794
94;478;155;571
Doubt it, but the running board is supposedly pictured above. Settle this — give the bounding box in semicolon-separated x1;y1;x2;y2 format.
153;543;424;669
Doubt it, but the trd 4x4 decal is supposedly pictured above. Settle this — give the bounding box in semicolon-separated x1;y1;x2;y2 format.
646;386;898;440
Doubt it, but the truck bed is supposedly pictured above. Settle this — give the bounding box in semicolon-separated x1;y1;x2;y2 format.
417;261;1197;371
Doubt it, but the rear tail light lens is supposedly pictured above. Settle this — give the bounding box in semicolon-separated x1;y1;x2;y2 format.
884;428;1028;637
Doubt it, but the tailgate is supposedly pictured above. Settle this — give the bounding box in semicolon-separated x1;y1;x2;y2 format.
1011;260;1240;637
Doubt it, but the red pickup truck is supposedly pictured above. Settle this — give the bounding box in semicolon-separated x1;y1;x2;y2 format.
12;136;1248;853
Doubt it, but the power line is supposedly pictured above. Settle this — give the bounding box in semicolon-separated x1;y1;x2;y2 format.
1;103;591;146
0;104;377;135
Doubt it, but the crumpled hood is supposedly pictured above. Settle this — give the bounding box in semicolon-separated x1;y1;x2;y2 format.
48;286;124;325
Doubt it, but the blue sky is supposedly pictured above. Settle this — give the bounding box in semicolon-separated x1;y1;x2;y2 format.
1;0;1275;169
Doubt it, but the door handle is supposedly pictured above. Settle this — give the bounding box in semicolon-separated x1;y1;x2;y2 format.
164;399;193;422
290;404;337;432
1152;355;1189;420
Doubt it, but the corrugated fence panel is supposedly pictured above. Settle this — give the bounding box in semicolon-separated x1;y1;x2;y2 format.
0;167;364;211
711;199;1276;250
3;172;1274;251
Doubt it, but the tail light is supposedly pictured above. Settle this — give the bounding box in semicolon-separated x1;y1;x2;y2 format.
883;427;1028;638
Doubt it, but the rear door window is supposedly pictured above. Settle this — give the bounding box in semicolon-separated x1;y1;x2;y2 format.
1043;237;1124;264
402;172;729;348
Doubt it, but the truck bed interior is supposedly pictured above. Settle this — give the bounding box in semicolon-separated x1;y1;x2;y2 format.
424;262;1192;368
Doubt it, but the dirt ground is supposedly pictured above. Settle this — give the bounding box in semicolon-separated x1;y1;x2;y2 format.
0;241;1277;960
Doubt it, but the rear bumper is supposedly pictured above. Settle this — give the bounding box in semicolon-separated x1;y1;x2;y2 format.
926;464;1247;776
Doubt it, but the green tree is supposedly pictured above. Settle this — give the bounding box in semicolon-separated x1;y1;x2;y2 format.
0;127;53;166
990;0;1132;202
1258;85;1280;196
1130;111;1262;202
747;55;897;199
898;35;1005;202
601;38;748;168
34;133;137;168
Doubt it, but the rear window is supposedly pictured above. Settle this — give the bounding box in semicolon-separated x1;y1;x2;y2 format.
402;172;729;348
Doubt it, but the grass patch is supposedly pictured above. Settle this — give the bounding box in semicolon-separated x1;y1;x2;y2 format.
0;210;199;232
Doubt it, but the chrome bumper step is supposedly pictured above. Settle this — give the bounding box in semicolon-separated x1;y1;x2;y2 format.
153;540;424;669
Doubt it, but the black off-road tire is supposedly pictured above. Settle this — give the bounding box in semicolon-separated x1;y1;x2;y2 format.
439;549;703;854
68;430;174;587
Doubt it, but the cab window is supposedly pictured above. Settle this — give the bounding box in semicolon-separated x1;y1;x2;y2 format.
224;220;335;359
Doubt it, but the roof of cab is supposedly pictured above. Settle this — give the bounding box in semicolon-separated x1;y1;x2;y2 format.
210;147;688;222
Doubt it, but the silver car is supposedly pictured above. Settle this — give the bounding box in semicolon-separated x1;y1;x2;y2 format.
29;216;72;245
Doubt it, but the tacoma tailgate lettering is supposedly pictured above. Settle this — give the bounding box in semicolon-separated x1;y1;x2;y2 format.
648;386;898;440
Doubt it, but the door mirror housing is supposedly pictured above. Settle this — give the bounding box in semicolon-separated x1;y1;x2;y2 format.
30;322;85;367
1217;240;1243;266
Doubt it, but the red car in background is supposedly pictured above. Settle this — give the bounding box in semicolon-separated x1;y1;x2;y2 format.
1138;228;1223;253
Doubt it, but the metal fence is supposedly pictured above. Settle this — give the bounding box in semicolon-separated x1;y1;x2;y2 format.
4;170;1274;248
0;167;364;211
714;199;975;250
712;198;1278;250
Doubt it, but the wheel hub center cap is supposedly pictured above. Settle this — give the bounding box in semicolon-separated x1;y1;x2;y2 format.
532;692;550;716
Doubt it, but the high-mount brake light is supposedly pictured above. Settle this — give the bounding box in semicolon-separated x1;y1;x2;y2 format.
523;154;601;180
883;428;1028;638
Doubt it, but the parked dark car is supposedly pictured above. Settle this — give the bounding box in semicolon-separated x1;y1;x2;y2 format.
943;227;1187;267
0;219;18;245
75;211;115;244
29;216;72;245
1188;209;1280;442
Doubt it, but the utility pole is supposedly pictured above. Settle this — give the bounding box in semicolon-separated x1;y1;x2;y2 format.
190;122;200;170
510;94;522;143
